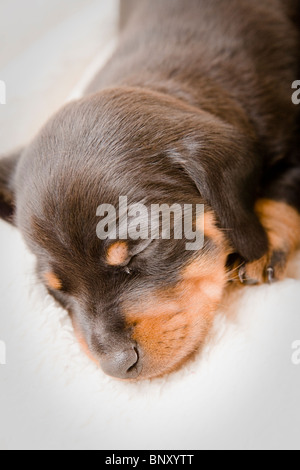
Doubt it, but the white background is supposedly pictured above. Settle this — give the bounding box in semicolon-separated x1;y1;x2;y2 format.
0;0;299;451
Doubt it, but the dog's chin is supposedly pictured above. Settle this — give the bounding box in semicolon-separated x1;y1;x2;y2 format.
129;315;214;381
125;267;227;380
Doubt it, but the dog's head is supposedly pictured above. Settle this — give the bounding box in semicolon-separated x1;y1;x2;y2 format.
0;88;268;379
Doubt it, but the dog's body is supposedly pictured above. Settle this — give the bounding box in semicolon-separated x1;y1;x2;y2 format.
89;0;300;271
93;0;300;190
0;0;300;379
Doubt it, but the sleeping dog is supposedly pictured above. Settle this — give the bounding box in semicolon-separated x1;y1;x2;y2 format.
0;0;299;380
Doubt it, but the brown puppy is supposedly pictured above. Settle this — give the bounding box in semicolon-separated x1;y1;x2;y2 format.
0;0;299;380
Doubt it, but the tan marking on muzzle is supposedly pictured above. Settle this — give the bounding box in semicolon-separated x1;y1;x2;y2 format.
124;212;231;379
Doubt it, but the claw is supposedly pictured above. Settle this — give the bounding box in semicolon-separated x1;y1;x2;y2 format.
238;265;246;284
266;266;275;284
238;264;259;286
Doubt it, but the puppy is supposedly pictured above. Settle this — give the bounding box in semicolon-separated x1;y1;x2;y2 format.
0;0;299;380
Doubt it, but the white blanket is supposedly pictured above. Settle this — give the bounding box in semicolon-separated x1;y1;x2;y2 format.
0;0;299;451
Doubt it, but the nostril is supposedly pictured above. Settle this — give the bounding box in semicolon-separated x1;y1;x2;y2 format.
100;345;141;379
126;347;139;374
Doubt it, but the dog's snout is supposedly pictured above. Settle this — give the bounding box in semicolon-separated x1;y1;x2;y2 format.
101;346;141;379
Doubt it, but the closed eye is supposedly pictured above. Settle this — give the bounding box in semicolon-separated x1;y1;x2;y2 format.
124;266;133;275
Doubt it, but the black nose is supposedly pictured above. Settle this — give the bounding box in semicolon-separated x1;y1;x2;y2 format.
101;346;141;379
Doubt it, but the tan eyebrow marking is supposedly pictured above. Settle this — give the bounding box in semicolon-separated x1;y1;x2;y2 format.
44;272;63;291
106;241;129;266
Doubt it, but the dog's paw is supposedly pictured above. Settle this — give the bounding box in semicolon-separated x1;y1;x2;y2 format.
238;199;300;285
238;250;288;285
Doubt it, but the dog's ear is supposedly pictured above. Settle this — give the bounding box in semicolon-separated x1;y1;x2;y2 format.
0;148;22;224
173;128;268;262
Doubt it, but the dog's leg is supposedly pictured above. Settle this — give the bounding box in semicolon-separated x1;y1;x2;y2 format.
240;199;300;284
240;157;300;284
